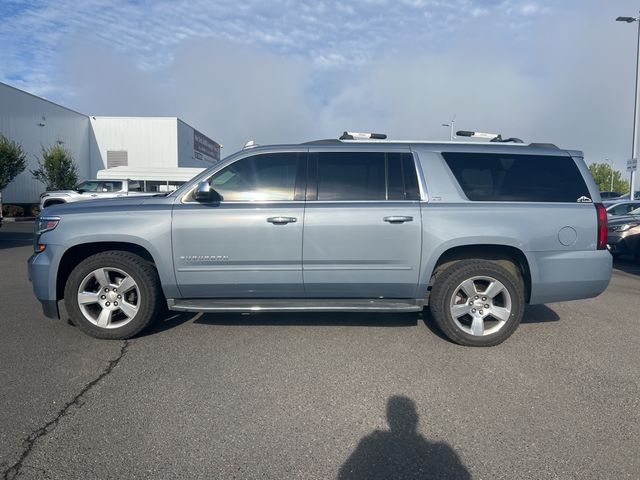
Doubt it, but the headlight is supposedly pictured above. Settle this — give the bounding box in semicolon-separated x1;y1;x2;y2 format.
34;216;60;252
35;216;60;235
610;223;639;232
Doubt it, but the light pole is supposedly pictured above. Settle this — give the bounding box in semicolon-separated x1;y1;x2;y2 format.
606;158;614;192
616;13;640;199
441;114;456;141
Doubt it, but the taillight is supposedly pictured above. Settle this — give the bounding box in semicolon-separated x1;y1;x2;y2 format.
595;203;607;250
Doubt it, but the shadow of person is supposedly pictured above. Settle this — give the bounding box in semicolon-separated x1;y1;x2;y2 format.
338;396;471;480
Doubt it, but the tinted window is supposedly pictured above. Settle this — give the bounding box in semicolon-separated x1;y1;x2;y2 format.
442;152;590;202
210;153;300;201
387;153;405;200
386;153;420;201
314;152;419;201
316;152;385;201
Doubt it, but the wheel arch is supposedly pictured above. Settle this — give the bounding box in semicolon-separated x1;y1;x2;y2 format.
424;244;532;303
43;199;66;208
56;242;158;301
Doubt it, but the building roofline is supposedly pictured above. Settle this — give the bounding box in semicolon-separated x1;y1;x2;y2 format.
0;81;87;117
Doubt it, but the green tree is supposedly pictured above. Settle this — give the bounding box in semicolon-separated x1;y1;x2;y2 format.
588;162;629;194
0;133;27;191
31;142;79;190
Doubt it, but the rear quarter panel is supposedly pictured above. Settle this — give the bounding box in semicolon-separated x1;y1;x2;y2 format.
413;147;612;304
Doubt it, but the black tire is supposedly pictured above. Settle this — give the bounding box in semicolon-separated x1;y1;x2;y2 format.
429;259;525;347
64;251;163;339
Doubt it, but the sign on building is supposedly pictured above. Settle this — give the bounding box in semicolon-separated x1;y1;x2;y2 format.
193;130;220;161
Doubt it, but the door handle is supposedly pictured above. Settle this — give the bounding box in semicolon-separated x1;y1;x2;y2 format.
267;216;297;225
383;216;413;224
90;194;98;197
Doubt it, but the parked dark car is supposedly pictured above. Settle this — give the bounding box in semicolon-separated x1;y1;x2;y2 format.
607;207;640;259
600;191;622;199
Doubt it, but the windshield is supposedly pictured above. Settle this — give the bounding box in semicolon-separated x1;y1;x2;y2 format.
629;206;640;215
75;181;100;192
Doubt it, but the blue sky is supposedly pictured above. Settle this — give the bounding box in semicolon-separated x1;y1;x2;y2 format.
1;0;639;171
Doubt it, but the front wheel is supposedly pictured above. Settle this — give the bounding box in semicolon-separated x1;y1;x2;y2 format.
64;251;163;339
429;260;525;347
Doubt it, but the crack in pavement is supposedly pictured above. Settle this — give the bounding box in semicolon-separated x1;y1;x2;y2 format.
2;340;130;480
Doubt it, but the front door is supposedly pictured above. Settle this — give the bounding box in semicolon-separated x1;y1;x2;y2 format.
172;150;307;298
303;148;423;298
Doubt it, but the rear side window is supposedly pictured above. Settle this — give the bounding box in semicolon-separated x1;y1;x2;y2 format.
312;152;419;201
442;152;590;202
316;152;385;201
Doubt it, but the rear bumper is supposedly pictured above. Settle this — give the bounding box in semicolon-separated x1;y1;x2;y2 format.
528;249;612;304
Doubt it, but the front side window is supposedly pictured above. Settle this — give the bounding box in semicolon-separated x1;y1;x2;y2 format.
442;152;591;202
76;181;100;192
209;152;301;201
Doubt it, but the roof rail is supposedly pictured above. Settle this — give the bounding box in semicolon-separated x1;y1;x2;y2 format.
303;139;343;145
456;130;524;144
339;131;387;140
528;143;558;148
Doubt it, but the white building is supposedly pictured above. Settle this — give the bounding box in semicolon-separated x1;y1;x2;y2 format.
0;82;220;204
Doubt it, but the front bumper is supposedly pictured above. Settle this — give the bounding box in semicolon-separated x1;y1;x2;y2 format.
28;246;62;319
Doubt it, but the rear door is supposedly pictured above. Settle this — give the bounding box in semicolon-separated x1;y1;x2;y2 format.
302;147;423;298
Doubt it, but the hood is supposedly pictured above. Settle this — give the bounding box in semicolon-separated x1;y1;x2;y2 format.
42;195;172;216
40;190;76;197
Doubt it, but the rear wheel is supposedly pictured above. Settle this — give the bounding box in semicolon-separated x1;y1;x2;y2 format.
429;260;525;347
64;251;163;339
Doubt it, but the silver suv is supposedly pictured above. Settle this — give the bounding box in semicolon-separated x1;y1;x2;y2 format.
28;135;612;346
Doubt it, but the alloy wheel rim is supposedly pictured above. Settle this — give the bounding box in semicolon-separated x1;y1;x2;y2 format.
449;275;512;336
77;267;140;329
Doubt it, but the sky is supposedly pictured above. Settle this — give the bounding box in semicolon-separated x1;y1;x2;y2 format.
0;0;639;174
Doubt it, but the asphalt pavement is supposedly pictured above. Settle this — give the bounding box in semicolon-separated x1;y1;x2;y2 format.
1;221;639;479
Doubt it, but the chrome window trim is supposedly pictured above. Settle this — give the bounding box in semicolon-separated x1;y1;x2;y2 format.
181;199;421;206
305;200;422;205
181;199;306;205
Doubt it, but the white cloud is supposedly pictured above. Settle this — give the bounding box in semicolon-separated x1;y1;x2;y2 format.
2;0;640;175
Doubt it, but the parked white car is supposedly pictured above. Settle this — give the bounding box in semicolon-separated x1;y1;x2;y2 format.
39;179;151;209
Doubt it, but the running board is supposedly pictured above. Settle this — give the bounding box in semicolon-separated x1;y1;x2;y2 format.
167;298;424;313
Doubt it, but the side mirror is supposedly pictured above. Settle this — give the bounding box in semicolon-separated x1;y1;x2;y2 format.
194;181;221;202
